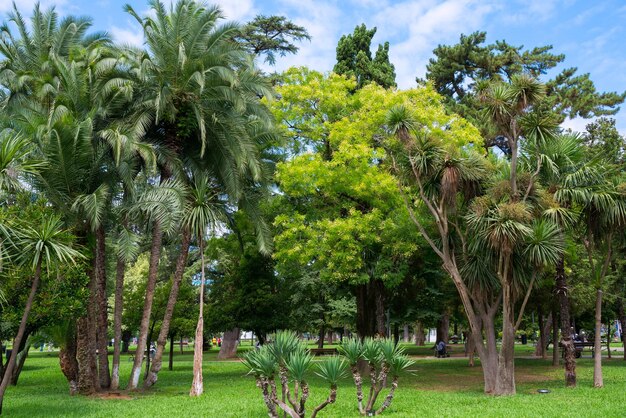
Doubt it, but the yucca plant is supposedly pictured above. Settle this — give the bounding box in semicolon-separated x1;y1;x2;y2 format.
243;330;346;418
339;338;413;416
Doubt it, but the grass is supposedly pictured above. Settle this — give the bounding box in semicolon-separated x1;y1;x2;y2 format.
4;344;626;417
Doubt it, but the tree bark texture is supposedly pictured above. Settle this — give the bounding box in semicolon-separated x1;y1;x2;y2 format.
555;256;576;386
403;324;410;343
95;225;110;389
144;228;191;388
593;288;603;388
493;281;516;396
436;310;450;344
190;239;205;397
218;328;240;360
59;331;79;395
128;221;163;390
414;322;425;346
110;255;126;390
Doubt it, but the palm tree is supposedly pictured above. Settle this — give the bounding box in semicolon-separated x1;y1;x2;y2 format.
0;215;81;414
529;132;599;386
185;174;224;396
119;0;276;389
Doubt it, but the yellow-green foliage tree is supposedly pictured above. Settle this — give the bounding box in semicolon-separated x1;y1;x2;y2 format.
271;67;477;338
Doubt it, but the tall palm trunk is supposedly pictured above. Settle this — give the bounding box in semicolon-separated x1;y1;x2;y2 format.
555;256;576;386
128;221;163;389
110;254;126;390
593;288;603;387
190;238;205;397
77;258;99;394
95;225;110;389
59;330;79;395
145;227;191;388
0;261;41;415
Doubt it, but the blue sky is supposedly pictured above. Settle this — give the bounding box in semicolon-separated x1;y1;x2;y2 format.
3;0;626;133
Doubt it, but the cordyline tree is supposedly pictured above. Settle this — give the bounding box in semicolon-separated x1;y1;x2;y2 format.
386;75;564;395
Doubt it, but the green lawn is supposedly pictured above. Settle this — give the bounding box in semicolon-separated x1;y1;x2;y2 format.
4;345;626;417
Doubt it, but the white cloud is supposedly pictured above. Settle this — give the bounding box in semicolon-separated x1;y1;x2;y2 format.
373;0;496;88
212;0;256;21
265;0;342;74
110;25;144;47
560;116;592;134
0;0;68;14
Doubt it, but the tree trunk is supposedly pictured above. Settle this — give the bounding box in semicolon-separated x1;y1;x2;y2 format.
10;337;31;386
218;328;240;360
128;221;163;390
477;314;498;394
95;225;110;389
493;281;516;396
76;316;98;394
403;324;409;343
144;228;191;388
414;322;425;346
190;238;205;397
555;256;576;386
374;279;386;337
393;323;400;345
317;326;325;349
168;334;174;371
535;312;552;359
593;288;603;388
59;331;79;395
0;262;41;414
110;255;126;390
552;305;559;367
436;310;450;344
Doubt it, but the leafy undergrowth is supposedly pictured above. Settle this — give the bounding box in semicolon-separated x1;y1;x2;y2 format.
4;347;626;417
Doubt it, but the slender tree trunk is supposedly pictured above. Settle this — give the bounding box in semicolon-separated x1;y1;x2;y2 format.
218;328;240;360
0;262;41;414
190;238;205;397
374;279;386;337
593;288;603;388
493;280;516;396
317;326;325;349
128;221;163;390
535;312;552;359
95;226;110;389
144;228;191;388
414;322;425;346
10;337;31;386
110;255;126;390
477;314;499;394
168;334;174;371
555;256;576;386
552;305;559;367
403;324;409;343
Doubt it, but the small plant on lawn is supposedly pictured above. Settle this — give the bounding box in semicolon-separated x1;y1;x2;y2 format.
243;330;347;418
339;338;414;416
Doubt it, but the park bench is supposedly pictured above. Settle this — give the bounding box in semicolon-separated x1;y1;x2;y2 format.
308;348;338;356
559;341;595;358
